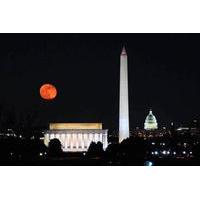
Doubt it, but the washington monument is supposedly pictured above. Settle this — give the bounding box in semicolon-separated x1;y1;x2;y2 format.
119;46;130;142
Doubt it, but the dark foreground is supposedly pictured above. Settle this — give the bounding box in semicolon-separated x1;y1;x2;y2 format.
0;153;200;166
1;131;200;166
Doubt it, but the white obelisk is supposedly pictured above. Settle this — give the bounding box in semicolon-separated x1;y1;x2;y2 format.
119;46;129;143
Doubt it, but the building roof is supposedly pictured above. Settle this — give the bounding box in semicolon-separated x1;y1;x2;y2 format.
49;123;103;130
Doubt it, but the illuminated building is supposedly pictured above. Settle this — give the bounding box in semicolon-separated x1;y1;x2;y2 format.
44;123;108;152
144;109;158;130
119;46;130;142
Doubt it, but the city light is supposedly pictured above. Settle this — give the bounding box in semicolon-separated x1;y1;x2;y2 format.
144;161;153;166
162;150;167;155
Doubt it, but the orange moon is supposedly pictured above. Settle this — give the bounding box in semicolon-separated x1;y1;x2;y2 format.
40;83;57;100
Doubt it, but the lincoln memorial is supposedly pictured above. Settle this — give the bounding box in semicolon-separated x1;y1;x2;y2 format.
44;123;108;152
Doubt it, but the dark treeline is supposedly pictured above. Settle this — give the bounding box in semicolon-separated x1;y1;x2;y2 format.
0;132;200;166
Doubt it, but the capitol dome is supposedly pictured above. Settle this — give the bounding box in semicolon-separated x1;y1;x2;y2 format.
144;109;158;130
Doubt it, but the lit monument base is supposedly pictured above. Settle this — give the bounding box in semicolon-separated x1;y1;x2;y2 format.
119;118;130;143
44;123;108;152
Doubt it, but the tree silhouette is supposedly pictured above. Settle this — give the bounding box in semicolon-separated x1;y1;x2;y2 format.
86;141;104;157
48;138;63;157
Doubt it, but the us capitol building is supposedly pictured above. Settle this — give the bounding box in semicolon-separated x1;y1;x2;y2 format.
134;109;169;138
144;109;158;130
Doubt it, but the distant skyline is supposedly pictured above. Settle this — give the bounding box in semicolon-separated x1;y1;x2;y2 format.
0;34;199;131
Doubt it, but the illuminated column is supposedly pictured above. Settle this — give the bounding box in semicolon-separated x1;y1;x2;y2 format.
73;133;76;150
70;133;73;150
76;133;79;150
89;133;92;146
82;133;84;150
67;134;70;149
65;134;67;150
61;133;64;149
119;46;130;143
103;131;108;149
95;133;98;142
84;133;88;150
50;134;54;140
92;132;95;142
99;133;102;143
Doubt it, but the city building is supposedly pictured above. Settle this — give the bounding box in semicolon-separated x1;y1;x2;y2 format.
133;128;169;138
144;109;158;130
44;123;108;152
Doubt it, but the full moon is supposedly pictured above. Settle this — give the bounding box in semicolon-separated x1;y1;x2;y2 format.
40;83;57;100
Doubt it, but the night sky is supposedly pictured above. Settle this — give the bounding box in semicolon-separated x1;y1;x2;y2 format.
0;34;200;131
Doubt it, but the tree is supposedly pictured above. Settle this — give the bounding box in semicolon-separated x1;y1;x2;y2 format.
86;141;104;157
48;138;63;157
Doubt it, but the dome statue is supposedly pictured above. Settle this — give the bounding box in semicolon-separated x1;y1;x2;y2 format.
144;109;158;130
